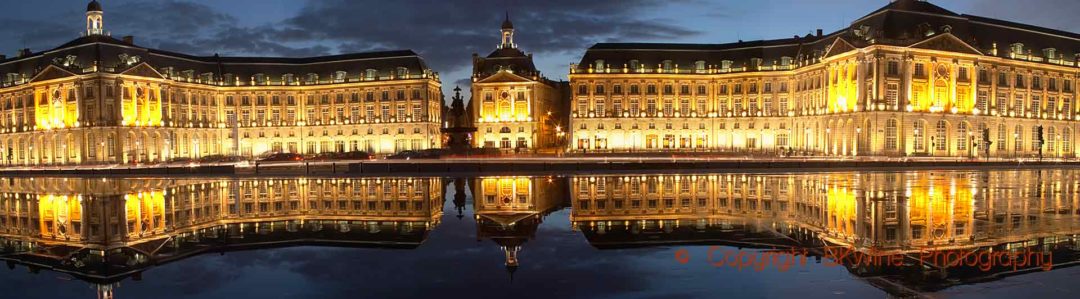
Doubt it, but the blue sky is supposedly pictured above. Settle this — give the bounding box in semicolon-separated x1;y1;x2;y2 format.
1;0;1077;103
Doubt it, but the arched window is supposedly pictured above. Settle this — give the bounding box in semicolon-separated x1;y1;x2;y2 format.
594;60;605;72
364;69;378;80
694;60;706;73
956;121;968;151
334;71;347;83
1031;126;1041;151
1015;125;1024;152
913;121;926;151
1064;128;1072;153
935;120;948;151
499;127;511;134
1048;127;1057;153
885;119;898;150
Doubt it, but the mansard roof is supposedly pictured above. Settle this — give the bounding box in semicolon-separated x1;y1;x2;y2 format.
576;0;1080;73
1;34;436;87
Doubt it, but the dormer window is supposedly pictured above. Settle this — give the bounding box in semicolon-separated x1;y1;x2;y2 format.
333;71;347;83
721;60;733;70
1010;43;1024;55
396;67;408;79
253;73;267;85
661;60;673;73
780;56;793;66
629;60;640;72
223;73;235;86
364;69;378;80
182;70;194;81
199;72;214;83
305;73;318;84
1043;48;1057;59
694;60;706;73
594;60;605;72
283;73;295;85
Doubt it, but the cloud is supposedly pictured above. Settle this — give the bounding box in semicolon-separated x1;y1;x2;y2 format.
277;0;701;75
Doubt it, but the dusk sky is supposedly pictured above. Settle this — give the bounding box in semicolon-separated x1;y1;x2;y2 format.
1;0;1077;103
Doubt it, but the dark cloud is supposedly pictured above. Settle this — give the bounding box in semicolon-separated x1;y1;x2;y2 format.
279;0;700;75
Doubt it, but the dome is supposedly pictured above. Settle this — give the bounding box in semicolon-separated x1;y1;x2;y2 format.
87;0;102;12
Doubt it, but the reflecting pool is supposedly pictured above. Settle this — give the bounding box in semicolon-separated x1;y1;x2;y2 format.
2;169;1080;298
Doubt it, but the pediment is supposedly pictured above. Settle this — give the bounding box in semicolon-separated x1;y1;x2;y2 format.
823;38;858;58
28;65;77;83
119;62;166;79
475;70;534;84
908;33;982;55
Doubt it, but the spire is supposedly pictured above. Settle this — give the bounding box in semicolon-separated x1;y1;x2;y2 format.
501;10;513;30
499;11;515;49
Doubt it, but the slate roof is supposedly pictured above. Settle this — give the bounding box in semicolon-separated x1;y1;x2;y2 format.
576;0;1080;72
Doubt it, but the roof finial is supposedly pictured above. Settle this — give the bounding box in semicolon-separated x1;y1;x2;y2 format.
501;10;513;30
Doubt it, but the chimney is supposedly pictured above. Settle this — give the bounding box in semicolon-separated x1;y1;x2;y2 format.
816;29;823;37
17;48;31;58
123;36;134;44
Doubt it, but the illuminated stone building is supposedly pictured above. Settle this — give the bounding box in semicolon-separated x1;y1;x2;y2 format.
0;1;442;165
471;176;567;275
471;13;569;152
569;171;1080;253
569;0;1080;158
0;177;444;292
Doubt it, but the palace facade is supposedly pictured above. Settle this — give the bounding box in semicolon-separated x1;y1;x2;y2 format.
470;13;569;152
0;1;442;165
568;0;1080;158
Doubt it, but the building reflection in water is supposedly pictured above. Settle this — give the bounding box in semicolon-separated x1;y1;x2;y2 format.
2;172;1080;297
470;176;568;279
0;177;444;298
569;171;1080;294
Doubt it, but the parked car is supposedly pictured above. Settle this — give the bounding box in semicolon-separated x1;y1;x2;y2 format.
386;150;421;160
260;153;304;162
305;152;339;161
419;149;448;159
339;151;373;160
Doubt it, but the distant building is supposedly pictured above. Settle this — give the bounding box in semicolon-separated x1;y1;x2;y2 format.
569;0;1080;158
0;0;443;165
471;13;569;152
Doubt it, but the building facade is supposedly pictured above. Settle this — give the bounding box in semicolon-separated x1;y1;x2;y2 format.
569;0;1080;158
0;1;442;166
471;14;568;152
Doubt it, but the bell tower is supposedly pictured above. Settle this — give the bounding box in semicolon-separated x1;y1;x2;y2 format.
500;11;515;49
86;0;104;36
